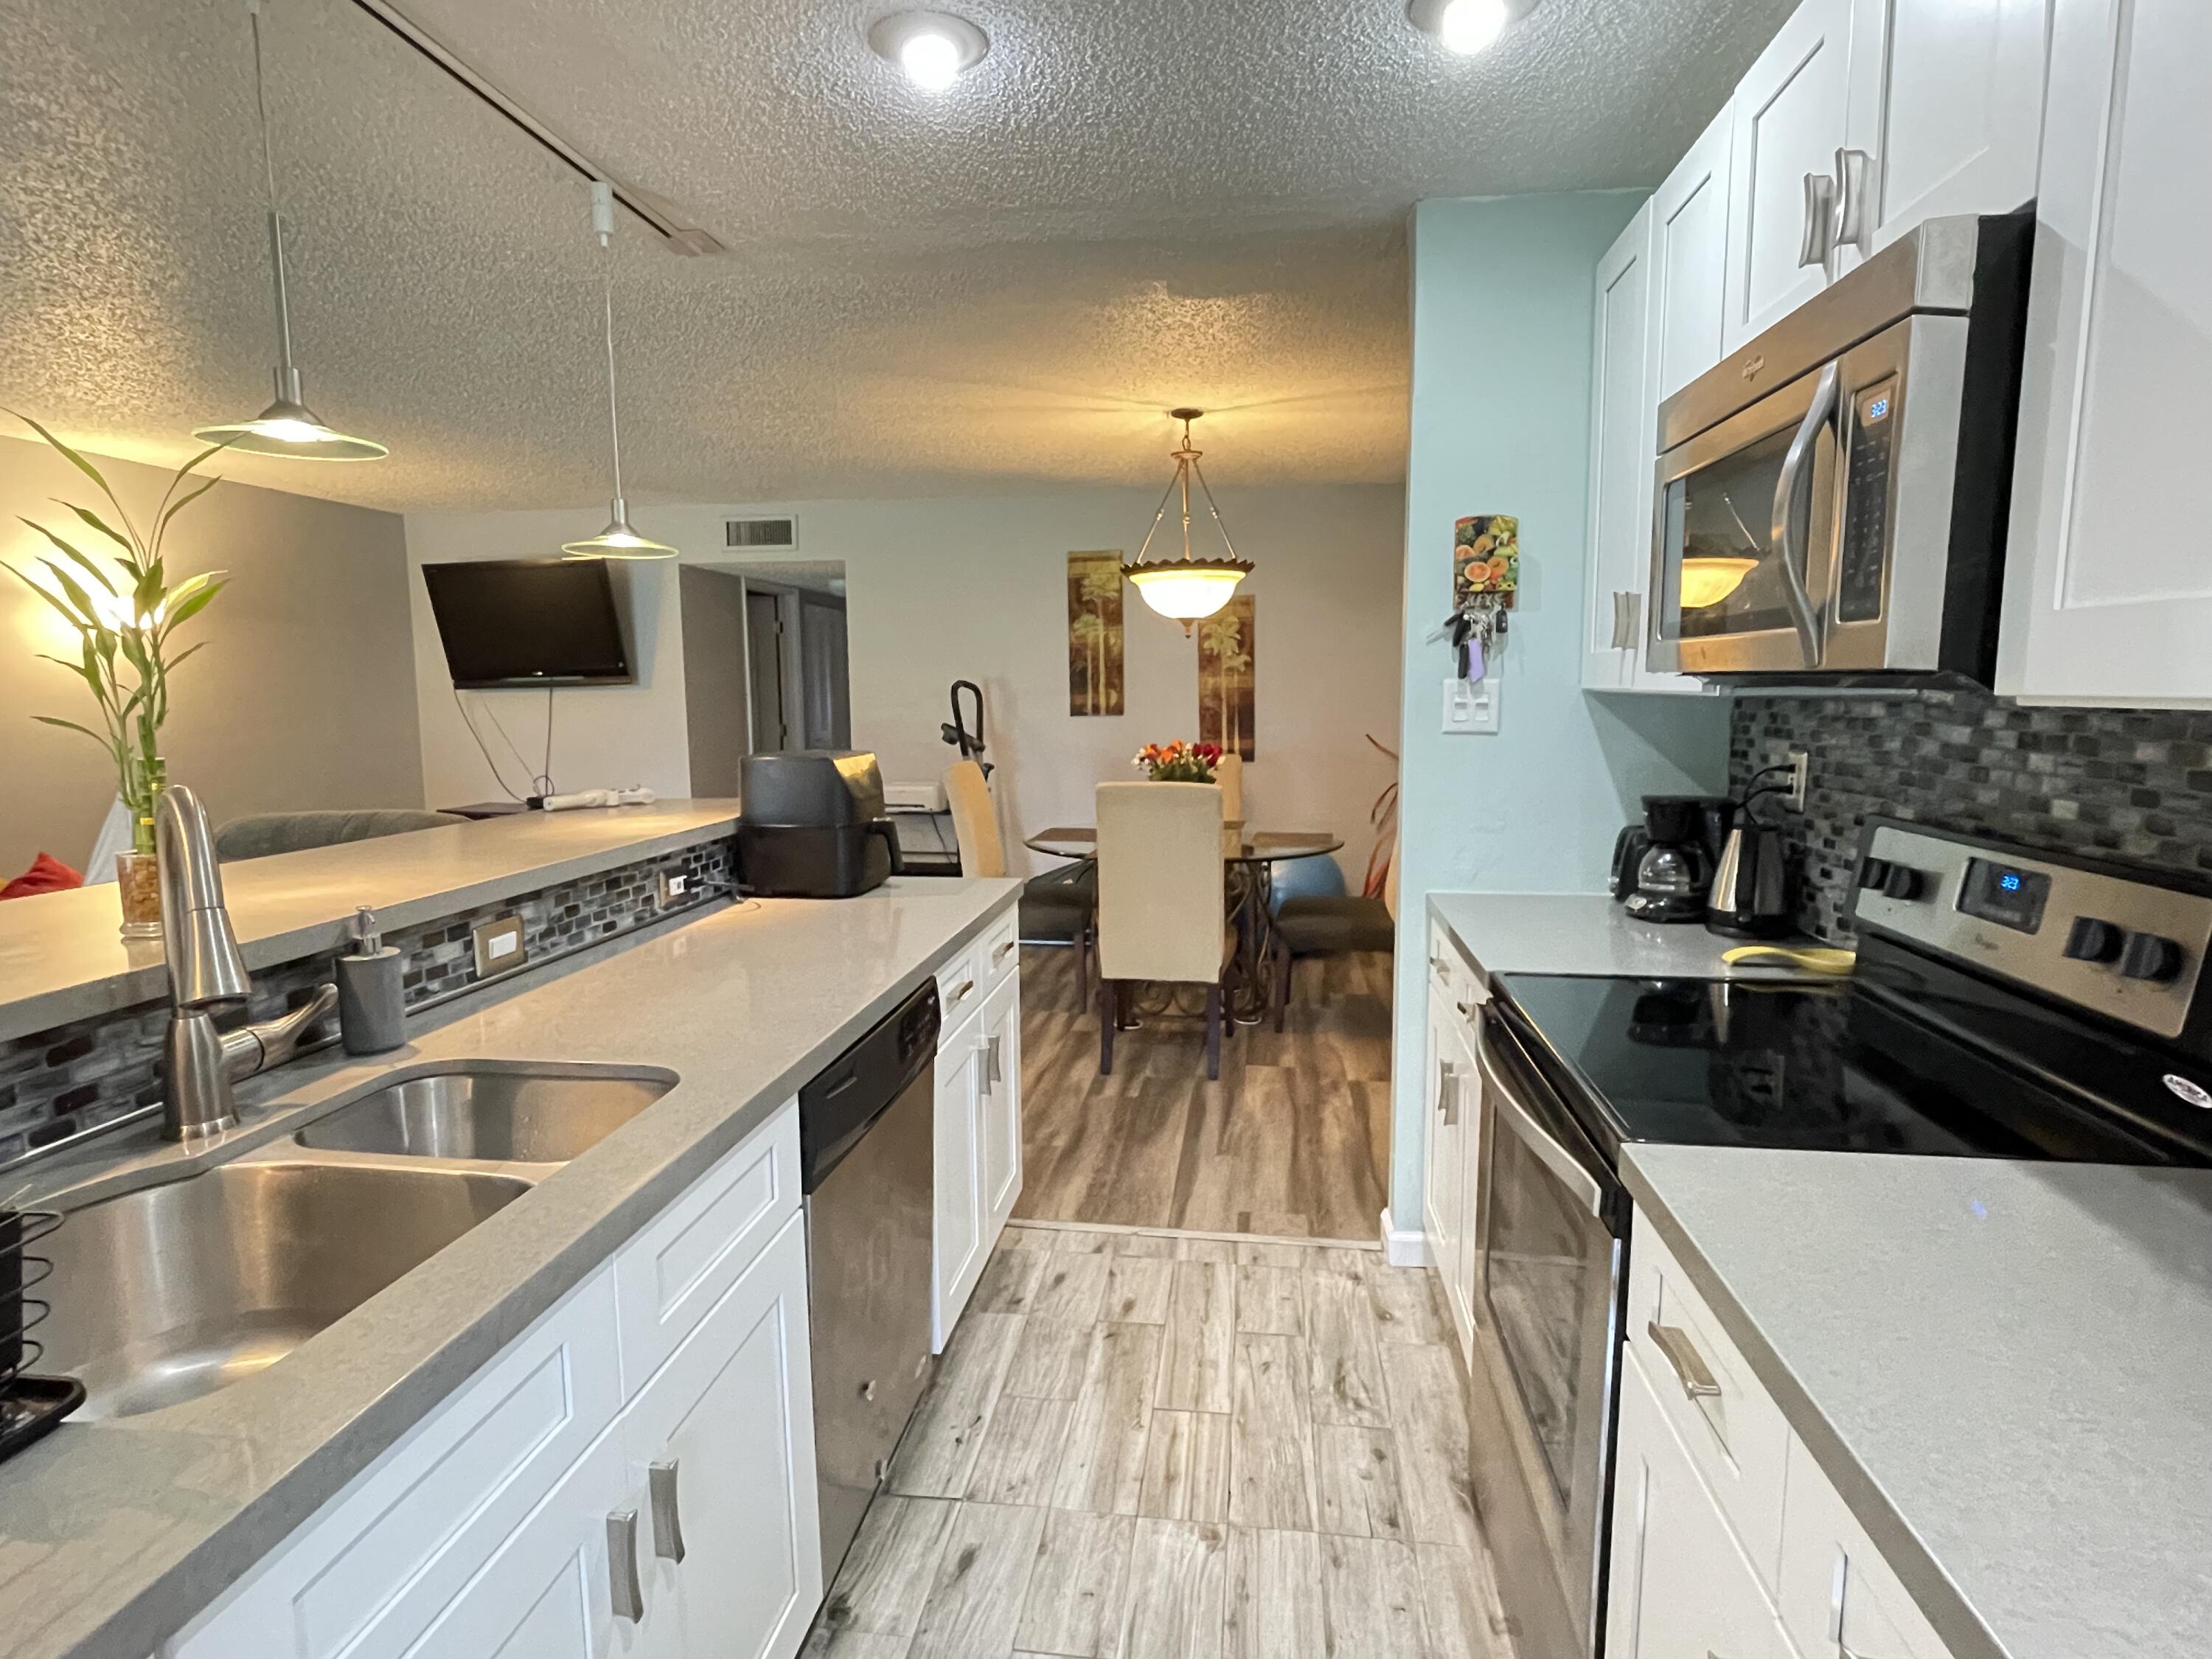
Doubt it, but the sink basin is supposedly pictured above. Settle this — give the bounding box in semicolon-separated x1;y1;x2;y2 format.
39;1160;532;1419
293;1068;674;1164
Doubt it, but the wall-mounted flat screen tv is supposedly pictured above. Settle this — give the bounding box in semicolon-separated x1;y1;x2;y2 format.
422;558;633;689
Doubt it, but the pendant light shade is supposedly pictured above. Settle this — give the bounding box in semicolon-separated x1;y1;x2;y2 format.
193;0;386;461
563;183;677;562
1122;409;1253;635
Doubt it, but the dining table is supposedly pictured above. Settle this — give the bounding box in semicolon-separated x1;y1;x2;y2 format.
1023;824;1346;1024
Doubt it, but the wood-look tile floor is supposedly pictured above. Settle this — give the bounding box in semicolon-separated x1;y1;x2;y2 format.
801;1223;1517;1659
1012;947;1394;1242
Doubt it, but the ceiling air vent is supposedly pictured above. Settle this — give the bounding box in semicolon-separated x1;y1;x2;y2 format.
726;516;797;550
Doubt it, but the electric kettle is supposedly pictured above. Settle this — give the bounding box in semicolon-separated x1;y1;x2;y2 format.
1706;821;1795;938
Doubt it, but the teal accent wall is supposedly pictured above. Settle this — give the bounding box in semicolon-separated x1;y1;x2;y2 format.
1389;193;1732;1225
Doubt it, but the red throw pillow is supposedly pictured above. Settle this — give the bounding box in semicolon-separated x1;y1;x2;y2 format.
1;852;86;900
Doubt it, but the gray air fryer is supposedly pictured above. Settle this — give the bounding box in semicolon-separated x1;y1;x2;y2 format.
738;751;905;898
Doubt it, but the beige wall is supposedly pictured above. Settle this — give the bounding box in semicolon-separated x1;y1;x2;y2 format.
0;434;424;877
408;486;1405;883
680;567;751;798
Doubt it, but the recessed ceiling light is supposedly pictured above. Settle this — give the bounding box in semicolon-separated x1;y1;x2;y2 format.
1407;0;1534;56
867;11;990;91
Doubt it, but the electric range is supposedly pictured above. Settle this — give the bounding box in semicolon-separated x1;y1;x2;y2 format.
1461;819;2212;1659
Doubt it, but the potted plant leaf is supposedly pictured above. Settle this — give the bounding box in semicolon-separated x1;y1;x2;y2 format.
5;414;227;936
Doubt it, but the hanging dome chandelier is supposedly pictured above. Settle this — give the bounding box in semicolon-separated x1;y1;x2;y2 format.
1122;408;1253;634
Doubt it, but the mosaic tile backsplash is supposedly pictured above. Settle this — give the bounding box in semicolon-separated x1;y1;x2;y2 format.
0;837;735;1162
1731;690;2212;942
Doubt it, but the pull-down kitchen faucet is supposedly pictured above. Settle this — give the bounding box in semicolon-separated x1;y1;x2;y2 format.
157;785;338;1141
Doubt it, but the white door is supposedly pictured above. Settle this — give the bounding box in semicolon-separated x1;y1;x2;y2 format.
1419;987;1467;1342
1725;0;1855;354
1650;100;1736;403
978;971;1023;1227
623;1213;823;1659
404;1428;639;1659
1585;203;1655;692
1839;0;2048;267
2000;0;2212;705
1604;1351;1798;1659
931;1020;986;1349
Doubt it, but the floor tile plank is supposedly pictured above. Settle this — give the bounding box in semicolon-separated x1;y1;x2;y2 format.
1156;1262;1236;1413
1312;1425;1408;1542
1317;1533;1429;1659
1227;1334;1316;1531
1138;1409;1233;1523
1224;1527;1324;1659
806;1494;959;1658
1017;1510;1137;1659
1305;1258;1391;1428
967;1393;1077;1506
1233;1263;1305;1338
973;1247;1050;1315
1363;1259;1453;1347
888;1312;1025;1499
1104;1253;1177;1324
1415;1542;1517;1659
1379;1343;1482;1554
908;1501;1048;1659
1116;1518;1230;1659
1054;1323;1165;1515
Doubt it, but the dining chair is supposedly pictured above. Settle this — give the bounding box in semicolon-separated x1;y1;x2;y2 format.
1216;753;1244;824
944;759;1094;1004
1267;837;1397;1032
1095;781;1232;1079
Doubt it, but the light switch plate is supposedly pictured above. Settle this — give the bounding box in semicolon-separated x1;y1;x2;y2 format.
1442;675;1500;735
471;914;526;979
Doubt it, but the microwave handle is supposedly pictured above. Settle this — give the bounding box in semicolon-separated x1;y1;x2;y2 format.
1770;361;1840;668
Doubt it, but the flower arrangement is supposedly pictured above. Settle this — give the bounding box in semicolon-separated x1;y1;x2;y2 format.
1135;740;1222;782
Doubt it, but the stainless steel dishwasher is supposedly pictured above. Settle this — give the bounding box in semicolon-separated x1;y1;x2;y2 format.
801;978;939;1585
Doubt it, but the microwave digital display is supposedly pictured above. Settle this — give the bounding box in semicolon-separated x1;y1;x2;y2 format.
1837;378;1899;625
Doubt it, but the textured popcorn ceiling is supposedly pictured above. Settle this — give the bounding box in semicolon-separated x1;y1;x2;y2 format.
0;0;1792;511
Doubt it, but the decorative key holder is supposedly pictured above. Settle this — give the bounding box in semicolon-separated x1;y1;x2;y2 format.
1444;514;1519;680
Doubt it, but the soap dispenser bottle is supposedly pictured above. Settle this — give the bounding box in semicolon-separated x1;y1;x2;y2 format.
337;906;406;1054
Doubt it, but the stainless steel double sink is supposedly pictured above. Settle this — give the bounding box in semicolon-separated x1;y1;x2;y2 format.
37;1066;672;1420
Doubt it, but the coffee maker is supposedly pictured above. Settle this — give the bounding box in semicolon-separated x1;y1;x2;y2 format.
1615;796;1731;924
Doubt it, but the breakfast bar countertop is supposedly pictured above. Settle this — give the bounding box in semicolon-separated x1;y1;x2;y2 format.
0;874;1019;1659
0;801;742;1043
1624;1144;2212;1659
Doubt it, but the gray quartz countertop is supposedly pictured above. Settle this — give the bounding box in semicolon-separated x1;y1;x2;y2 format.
0;873;1019;1659
1624;1145;2212;1659
0;801;742;1042
1428;891;1813;979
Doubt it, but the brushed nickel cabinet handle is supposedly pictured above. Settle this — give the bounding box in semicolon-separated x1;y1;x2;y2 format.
1646;1320;1722;1400
993;938;1017;964
650;1461;686;1564
948;978;975;1009
986;1032;1004;1087
608;1509;644;1621
1832;146;1874;251
1800;170;1837;267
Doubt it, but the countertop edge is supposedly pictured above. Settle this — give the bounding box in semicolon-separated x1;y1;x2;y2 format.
1618;1150;2011;1659
0;814;738;1043
35;880;1018;1659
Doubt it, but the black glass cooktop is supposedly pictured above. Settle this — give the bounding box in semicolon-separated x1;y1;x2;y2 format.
1493;956;2212;1169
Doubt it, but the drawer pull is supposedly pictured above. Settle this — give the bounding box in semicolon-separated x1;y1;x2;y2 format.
650;1460;686;1564
947;978;975;1009
1646;1320;1721;1400
608;1509;644;1621
993;938;1017;964
1455;1000;1477;1018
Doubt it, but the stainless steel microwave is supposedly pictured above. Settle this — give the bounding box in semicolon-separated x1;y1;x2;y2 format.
1647;212;2031;685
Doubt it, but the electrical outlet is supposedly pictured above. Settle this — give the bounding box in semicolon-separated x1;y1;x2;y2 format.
658;871;690;906
1787;750;1810;811
471;915;526;980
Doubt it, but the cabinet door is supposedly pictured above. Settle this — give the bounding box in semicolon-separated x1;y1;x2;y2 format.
1420;988;1467;1343
624;1213;824;1659
931;1020;986;1350
1651;101;1735;403
1446;1007;1485;1368
1840;0;2046;264
1585;203;1655;692
1605;1351;1798;1659
1999;0;2212;706
978;970;1023;1229
1725;0;1855;354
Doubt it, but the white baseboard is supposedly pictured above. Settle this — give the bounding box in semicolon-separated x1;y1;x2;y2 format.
1380;1207;1430;1268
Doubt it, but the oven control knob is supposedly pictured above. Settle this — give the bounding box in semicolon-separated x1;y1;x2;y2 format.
1858;857;1893;891
2062;917;2124;964
2118;931;2185;984
1880;864;1926;902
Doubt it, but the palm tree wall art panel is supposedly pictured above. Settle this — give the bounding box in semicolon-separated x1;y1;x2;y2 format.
1067;552;1127;716
1197;595;1256;761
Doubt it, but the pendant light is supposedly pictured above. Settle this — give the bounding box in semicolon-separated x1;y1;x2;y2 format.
563;182;677;560
1122;409;1253;634
193;0;386;460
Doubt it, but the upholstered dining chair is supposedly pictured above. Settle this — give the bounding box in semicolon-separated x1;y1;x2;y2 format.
944;760;1095;1004
1215;753;1245;824
1095;781;1233;1079
1267;838;1398;1032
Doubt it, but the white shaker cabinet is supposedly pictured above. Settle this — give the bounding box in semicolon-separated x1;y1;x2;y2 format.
1650;100;1736;404
1418;928;1484;1365
1605;1349;1800;1659
1584;202;1659;692
2000;0;2212;706
932;906;1023;1351
1724;0;1857;355
1838;0;2048;267
978;970;1023;1223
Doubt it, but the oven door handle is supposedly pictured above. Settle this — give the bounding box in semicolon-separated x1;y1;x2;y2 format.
1770;360;1840;669
1474;1026;1606;1220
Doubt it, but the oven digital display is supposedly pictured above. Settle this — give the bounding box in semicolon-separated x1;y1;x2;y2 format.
1958;858;2052;933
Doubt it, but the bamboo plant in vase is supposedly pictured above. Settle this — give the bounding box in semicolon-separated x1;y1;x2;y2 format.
6;415;228;936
